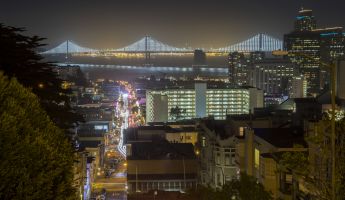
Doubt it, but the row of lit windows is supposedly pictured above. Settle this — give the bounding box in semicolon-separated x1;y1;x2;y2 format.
207;90;248;94
169;95;195;98
206;98;249;102
169;99;194;102
167;91;195;94
207;105;248;109
168;99;194;102
206;101;248;104
207;101;248;104
206;94;248;100
207;111;246;116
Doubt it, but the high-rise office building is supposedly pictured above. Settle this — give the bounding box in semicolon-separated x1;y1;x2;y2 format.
228;52;247;85
228;51;297;96
294;8;316;32
284;8;345;96
284;30;321;95
250;57;297;96
228;51;264;86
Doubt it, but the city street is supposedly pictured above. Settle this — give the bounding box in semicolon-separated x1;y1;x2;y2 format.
92;81;141;200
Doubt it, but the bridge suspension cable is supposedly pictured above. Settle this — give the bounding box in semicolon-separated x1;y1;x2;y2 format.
211;33;283;52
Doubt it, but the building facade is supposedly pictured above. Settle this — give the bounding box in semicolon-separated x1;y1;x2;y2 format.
284;8;345;96
146;83;263;122
290;75;308;98
198;122;238;188
235;128;308;199
228;51;265;86
251;57;297;95
126;142;198;193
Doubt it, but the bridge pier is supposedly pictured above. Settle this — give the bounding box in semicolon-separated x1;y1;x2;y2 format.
193;49;206;66
145;52;151;65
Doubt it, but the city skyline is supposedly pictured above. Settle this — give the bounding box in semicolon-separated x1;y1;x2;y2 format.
2;1;345;199
1;0;345;49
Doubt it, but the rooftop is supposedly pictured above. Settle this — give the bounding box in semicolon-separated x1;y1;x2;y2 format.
78;140;102;149
124;125;197;143
128;141;196;160
254;128;307;148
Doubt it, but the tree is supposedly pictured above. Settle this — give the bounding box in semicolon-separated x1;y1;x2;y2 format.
170;106;185;121
0;73;76;199
187;173;272;200
224;173;273;200
186;184;221;200
279;118;345;199
0;24;83;134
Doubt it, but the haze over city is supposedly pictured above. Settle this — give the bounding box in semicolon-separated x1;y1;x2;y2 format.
1;0;345;49
1;1;345;200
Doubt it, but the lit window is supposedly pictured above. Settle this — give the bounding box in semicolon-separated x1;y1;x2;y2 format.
239;127;244;136
254;148;260;169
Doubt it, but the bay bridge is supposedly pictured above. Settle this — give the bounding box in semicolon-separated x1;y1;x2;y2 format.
41;33;283;56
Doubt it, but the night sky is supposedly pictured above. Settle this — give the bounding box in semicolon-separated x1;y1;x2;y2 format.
1;0;345;49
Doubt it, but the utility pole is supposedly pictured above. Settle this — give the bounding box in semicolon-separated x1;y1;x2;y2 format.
273;51;338;199
183;156;186;190
136;165;138;193
330;62;336;200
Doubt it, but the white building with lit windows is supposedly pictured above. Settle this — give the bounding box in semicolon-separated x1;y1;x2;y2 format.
146;83;263;122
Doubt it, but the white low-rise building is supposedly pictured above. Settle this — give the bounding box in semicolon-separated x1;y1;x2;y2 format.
146;83;263;122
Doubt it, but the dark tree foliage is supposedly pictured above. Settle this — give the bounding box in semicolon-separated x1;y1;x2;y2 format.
170;106;185;121
188;173;273;200
0;73;76;199
279;118;345;199
230;173;273;200
186;184;220;200
0;24;83;133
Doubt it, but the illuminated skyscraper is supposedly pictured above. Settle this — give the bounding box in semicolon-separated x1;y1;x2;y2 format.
228;52;246;85
284;8;345;96
228;51;296;96
294;8;316;32
228;51;264;86
284;31;321;95
251;57;297;96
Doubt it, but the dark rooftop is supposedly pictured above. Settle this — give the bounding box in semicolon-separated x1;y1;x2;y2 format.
124;125;196;143
254;128;307;148
136;125;195;133
147;120;196;126
127;173;196;181
294;98;319;103
260;151;308;162
203;119;233;139
78;140;102;149
128;141;196;160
